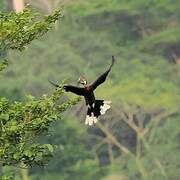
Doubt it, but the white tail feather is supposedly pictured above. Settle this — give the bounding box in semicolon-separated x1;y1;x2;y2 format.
85;113;98;126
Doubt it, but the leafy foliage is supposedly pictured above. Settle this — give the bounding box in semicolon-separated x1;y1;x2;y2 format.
0;60;8;72
0;5;81;177
0;90;79;167
0;5;62;51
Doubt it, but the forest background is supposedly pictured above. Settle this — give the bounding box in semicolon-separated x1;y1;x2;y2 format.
0;0;180;180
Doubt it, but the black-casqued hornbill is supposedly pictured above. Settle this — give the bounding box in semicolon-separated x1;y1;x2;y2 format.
49;56;115;126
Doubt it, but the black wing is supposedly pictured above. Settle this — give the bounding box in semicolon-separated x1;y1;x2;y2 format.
49;80;85;96
90;56;115;90
64;85;85;96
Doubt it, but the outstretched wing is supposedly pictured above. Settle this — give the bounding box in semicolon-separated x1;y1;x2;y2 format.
90;56;115;90
49;80;86;96
64;85;86;96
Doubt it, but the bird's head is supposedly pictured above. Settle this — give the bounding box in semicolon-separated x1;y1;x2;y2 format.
78;76;87;86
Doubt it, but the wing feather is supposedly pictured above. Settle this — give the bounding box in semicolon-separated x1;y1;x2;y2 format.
64;85;85;96
49;80;85;96
90;56;115;90
48;80;60;88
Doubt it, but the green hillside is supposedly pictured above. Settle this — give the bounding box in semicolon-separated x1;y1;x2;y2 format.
0;0;180;179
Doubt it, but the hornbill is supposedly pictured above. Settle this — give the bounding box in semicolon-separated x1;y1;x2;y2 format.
49;56;115;126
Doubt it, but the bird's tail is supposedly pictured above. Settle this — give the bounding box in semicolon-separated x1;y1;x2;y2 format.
85;100;111;126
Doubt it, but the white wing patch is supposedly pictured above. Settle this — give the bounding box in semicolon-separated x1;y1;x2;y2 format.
100;101;111;115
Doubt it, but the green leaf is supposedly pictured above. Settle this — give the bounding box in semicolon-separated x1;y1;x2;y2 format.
46;144;54;153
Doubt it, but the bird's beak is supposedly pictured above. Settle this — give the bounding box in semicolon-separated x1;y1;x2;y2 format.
78;77;87;85
77;78;81;84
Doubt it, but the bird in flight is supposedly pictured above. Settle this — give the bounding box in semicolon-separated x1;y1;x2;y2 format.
49;56;115;126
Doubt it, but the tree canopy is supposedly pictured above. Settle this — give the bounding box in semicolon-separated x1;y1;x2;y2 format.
0;6;81;179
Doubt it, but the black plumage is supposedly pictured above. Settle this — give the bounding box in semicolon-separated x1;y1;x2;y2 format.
49;56;115;125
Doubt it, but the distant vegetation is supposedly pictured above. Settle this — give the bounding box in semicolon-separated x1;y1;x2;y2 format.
0;0;180;179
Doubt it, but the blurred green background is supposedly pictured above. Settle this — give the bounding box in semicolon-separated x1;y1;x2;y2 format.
0;0;180;179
